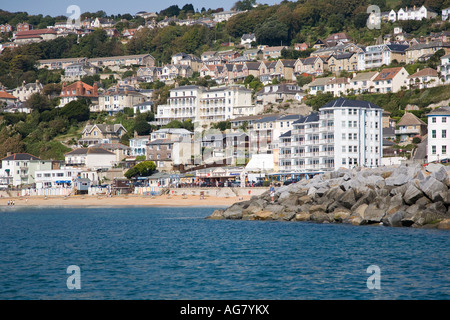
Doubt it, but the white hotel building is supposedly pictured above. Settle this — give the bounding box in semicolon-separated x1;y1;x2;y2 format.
155;85;260;126
427;106;450;163
279;98;383;175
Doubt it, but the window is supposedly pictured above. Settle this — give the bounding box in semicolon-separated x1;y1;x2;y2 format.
354;133;358;140
353;146;358;153
342;121;345;127
348;133;352;140
443;146;447;154
348;121;352;127
342;146;346;152
342;133;346;140
432;117;436;123
443;117;447;123
348;146;352;152
432;130;437;138
443;130;447;139
432;145;436;154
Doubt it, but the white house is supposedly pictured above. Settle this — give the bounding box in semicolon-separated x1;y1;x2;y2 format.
65;147;117;169
12;80;43;102
408;67;440;89
241;33;256;47
443;7;450;21
397;5;437;21
441;54;450;84
427;106;450;163
0;153;55;187
35;167;82;189
130;135;151;157
372;67;409;93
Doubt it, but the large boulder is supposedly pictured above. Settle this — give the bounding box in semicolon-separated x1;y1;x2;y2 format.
310;211;333;223
362;203;386;223
339;189;356;209
222;203;244;219
403;183;424;205
419;176;448;202
207;209;225;220
385;165;420;187
382;211;404;227
386;193;404;214
438;219;450;230
295;212;311;221
333;208;352;222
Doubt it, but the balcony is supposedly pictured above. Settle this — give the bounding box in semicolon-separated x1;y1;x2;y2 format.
320;151;335;157
395;128;421;135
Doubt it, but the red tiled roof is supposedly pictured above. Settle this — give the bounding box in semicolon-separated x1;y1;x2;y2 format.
0;91;17;99
15;29;57;39
373;67;405;81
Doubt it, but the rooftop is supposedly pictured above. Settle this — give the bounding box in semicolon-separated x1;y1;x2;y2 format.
397;112;427;126
1;153;40;161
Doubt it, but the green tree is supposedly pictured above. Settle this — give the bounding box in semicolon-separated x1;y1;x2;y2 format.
25;93;51;112
232;0;256;11
134;119;152;135
125;161;157;179
60;100;90;122
255;18;289;46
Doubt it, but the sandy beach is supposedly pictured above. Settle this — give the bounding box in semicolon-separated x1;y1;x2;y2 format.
1;194;249;208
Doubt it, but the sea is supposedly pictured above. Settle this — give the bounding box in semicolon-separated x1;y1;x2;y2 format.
0;206;449;300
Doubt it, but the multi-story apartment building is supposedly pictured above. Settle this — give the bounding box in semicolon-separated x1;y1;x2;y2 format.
155;85;258;126
427;106;450;163
249;114;303;158
279;98;383;175
358;44;409;71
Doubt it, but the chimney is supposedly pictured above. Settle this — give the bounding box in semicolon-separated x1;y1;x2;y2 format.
93;82;98;96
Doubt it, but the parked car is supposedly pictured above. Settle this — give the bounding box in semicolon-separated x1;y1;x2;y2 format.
230;181;242;187
283;179;297;186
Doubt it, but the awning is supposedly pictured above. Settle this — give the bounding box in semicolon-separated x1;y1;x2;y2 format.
56;180;72;184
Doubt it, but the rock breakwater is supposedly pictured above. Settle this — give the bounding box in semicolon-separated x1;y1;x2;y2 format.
207;163;450;229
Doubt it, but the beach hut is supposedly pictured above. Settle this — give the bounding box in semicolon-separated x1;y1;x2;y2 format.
74;177;91;195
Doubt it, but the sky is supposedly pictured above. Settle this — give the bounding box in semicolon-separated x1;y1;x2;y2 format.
1;1;280;17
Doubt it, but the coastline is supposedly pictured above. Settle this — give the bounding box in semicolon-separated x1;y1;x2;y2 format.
1;194;250;208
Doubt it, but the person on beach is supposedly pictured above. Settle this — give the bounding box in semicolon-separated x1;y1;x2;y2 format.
270;184;275;202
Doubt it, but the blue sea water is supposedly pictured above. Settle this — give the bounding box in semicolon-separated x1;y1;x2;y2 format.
0;206;448;300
